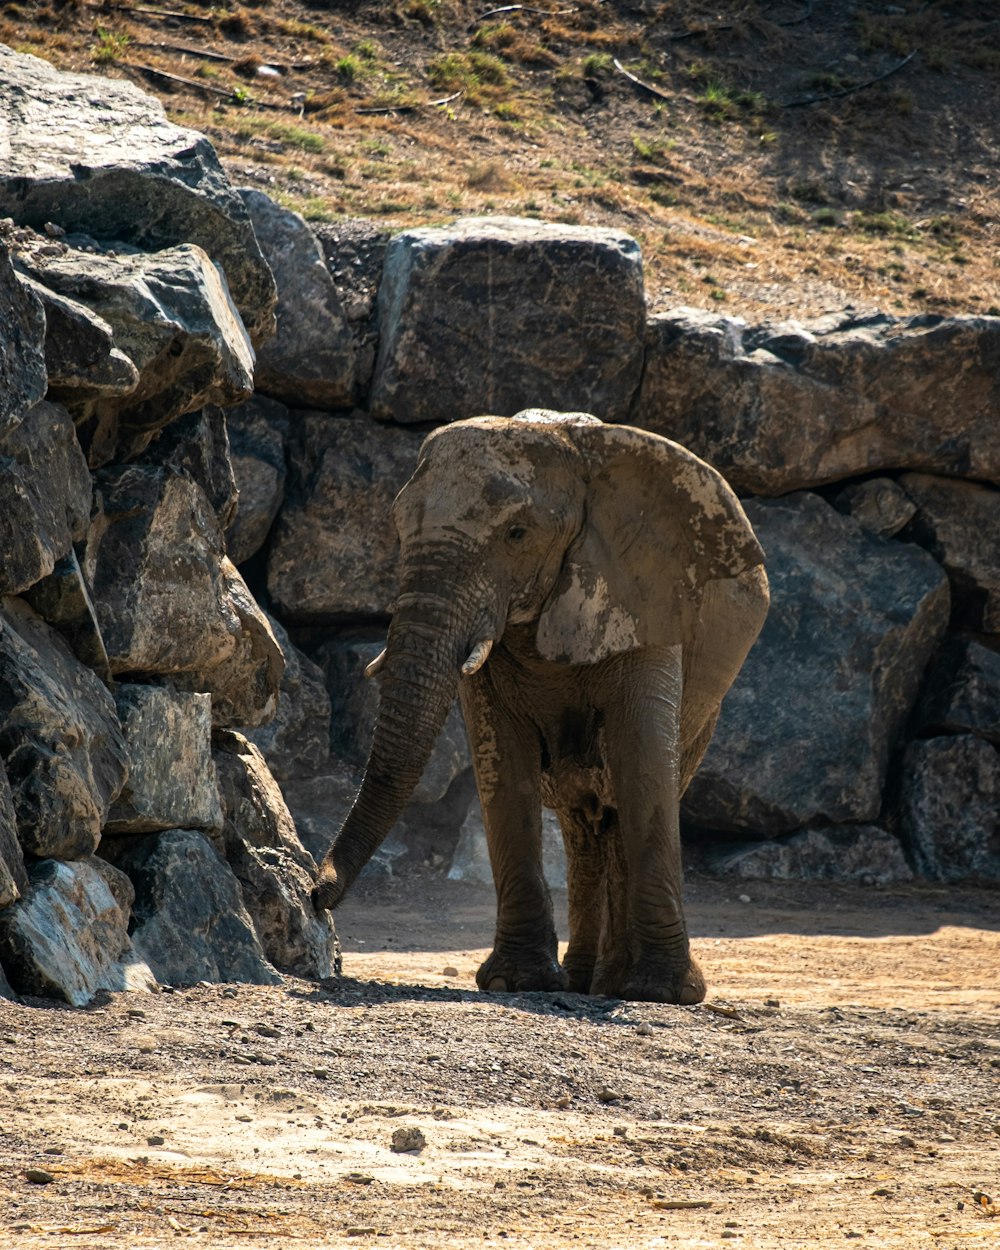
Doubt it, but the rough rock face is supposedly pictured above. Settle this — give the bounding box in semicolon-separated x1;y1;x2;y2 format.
914;638;1000;743
369;216;645;425
0;400;91;596
0;596;127;860
0;238;46;434
900;474;1000;633
708;826;914;885
900;736;1000;882
17;243;254;466
312;219;390;402
0;769;28;910
682;494;950;834
224;395;289;566
84;467;284;725
23;549;112;681
833;477;917;538
637;309;1000;495
104;686;223;835
246;615;331;783
0;858;155;1005
267;415;423;621
239;189;355;410
0;45;276;345
112;828;280;986
137;406;238;531
214;731;340;979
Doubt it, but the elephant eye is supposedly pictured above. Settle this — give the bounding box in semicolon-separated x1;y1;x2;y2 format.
507;524;528;543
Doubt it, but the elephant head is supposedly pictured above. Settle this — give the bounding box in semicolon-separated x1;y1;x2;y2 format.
314;409;764;911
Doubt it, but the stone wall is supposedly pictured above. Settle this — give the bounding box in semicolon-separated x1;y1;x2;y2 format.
1;46;997;1001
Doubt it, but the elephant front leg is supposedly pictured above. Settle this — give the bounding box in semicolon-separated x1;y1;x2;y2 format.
460;676;564;994
595;646;706;1005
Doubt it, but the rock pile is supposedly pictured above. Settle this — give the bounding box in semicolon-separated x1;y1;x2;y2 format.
1;46;998;1004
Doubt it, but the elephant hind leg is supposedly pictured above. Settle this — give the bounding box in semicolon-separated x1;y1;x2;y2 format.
557;804;608;993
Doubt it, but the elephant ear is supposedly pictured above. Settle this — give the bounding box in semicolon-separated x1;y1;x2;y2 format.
536;423;764;664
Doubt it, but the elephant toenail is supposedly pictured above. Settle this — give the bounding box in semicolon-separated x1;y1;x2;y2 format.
487;976;509;992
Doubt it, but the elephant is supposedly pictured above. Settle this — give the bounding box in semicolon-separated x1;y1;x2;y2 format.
314;409;768;1004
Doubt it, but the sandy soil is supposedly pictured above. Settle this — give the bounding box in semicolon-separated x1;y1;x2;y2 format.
1;872;998;1249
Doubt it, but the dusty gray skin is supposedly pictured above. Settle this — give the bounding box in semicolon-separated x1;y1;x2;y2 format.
314;410;768;1004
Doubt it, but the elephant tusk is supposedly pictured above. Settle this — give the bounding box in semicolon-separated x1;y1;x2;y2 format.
364;648;387;679
461;638;493;677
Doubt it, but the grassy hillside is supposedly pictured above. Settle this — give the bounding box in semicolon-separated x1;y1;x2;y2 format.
4;0;998;319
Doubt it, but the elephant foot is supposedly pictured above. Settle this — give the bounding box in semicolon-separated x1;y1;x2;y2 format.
591;955;706;1005
562;955;596;995
476;948;567;994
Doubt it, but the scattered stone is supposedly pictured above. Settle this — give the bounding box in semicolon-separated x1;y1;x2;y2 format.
597;1086;622;1104
914;637;1000;743
833;478;917;538
147;1135;165;1146
224;394;289;567
710;826;914;886
636;1022;654;1037
390;1126;426;1153
441;966;459;978
25;1169;55;1185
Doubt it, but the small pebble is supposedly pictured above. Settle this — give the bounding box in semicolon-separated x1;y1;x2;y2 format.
636;1022;654;1037
391;1126;426;1153
613;1125;627;1138
739;894;751;904
597;1086;622;1104
25;1169;55;1185
441;966;459;978
147;1135;165;1146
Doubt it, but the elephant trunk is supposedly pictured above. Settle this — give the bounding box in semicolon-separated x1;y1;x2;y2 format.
314;566;497;910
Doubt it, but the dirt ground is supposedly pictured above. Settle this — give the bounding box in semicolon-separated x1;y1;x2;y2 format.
1;871;998;1248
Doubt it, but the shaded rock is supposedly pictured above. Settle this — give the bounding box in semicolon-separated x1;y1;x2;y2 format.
279;763;362;867
312;218;390;401
224;394;289;566
0;962;15;1001
0;237;47;434
0;45;276;344
17;243;253;466
245;615;331;783
899;473;1000;633
214;730;340;979
104;686;223;835
23;548;111;682
915;637;1000;744
369;216;645;425
449;803;567;889
637;309;1000;494
682;493;950;835
85;467;284;726
900;735;1000;882
112;828;280;986
239;189;355;409
708;826;913;885
267;415;422;621
138;405;238;529
0;400;91;596
833;477;917;538
0;767;28;909
0;857;155;1006
0;596;127;860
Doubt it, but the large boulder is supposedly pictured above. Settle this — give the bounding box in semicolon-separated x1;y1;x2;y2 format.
682;493;950;835
0;45;276;345
15;241;254;466
900;736;1000;882
0;235;46;435
0;400;91;596
137;405;238;530
104;686;223;835
267;414;423;621
707;826;913;886
23;548;112;682
214;730;340;979
0;857;155;1005
84;466;283;726
369;216;645;425
637;309;1000;495
239;189;355;410
899;474;1000;634
224;394;289;566
312;219;390;402
0;596;127;860
0;768;28;910
914;637;1000;743
110;828;280;986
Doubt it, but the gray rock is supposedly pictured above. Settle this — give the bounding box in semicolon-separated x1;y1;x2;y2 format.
85;467;284;726
0;768;28;910
708;826;914;885
0;237;46;435
214;730;340;979
245;616;331;783
900;735;1000;882
224;394;289;566
899;473;1000;633
449;803;567;889
915;637;1000;743
0;596;128;860
23;548;112;682
104;685;223;835
239;189;355;410
0;962;16;1001
138;405;238;529
637;309;1000;495
0;400;92;596
369;216;645;425
279;764;362;866
17;243;254;466
833;477;917;538
0;45;276;345
112;828;280;986
0;857;156;1005
312;219;390;402
267;414;422;621
682;493;950;835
